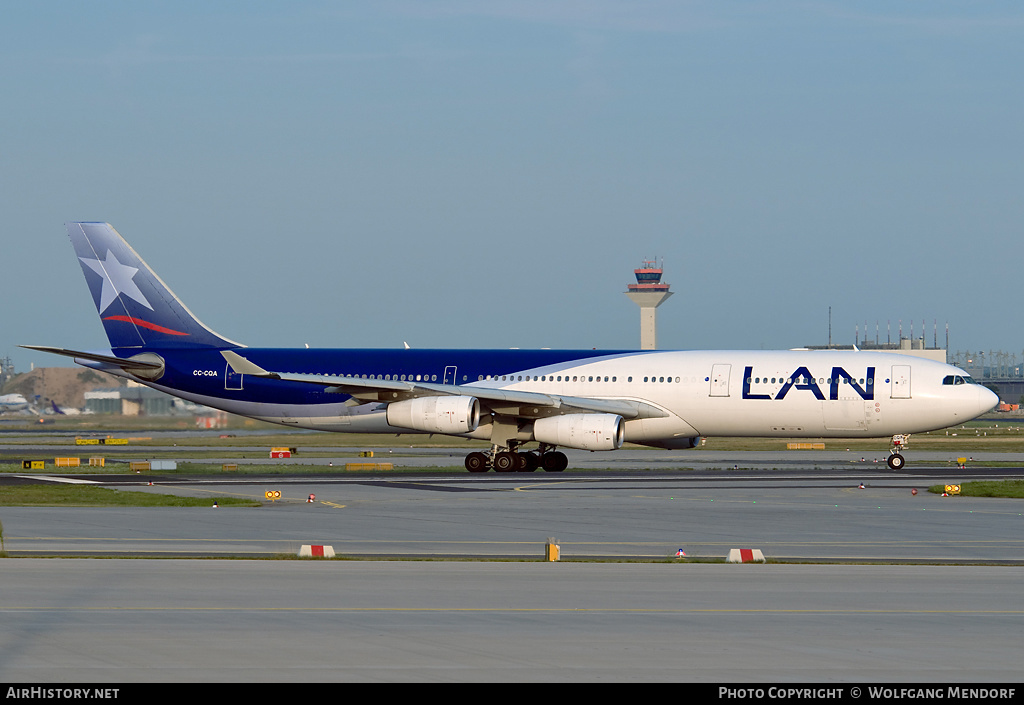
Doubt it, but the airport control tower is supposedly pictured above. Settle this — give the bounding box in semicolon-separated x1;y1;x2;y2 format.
625;260;673;350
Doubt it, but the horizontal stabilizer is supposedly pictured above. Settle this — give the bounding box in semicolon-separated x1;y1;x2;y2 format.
20;345;163;370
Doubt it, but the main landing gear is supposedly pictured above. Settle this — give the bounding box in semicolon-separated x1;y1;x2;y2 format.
887;434;908;470
464;443;568;473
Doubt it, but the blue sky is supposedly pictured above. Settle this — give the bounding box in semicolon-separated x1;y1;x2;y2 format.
3;2;1022;373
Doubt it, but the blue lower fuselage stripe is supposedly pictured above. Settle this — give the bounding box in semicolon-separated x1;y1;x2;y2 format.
118;347;644;406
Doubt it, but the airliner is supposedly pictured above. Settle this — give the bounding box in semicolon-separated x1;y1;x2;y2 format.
24;222;998;472
0;393;30;414
48;400;84;415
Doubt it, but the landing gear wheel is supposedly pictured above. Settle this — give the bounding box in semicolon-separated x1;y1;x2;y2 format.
517;452;539;472
493;452;517;472
542;451;568;472
465;452;489;473
887;453;905;471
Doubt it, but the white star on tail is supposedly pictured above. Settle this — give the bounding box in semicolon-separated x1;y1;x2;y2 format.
80;250;154;312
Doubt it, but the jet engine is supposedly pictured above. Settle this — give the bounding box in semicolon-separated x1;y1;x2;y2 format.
533;413;624;451
386;395;481;434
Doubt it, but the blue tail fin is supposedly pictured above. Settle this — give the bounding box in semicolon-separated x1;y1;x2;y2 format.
68;222;240;350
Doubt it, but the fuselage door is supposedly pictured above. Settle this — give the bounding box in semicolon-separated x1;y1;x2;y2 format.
225;363;243;390
710;364;731;397
891;365;911;399
443;366;458;385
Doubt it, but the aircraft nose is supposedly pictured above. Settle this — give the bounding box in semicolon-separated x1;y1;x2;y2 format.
979;386;999;416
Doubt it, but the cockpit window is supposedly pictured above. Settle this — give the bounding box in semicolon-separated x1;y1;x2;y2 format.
942;375;978;386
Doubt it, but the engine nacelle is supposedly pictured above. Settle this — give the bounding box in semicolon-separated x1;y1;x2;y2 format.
386;395;481;435
533;413;624;451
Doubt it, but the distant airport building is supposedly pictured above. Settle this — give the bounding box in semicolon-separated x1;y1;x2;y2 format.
807;319;947;363
85;382;199;416
851;338;947;364
625;260;672;350
802;340;947;364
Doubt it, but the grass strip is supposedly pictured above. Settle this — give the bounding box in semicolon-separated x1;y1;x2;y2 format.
0;485;260;507
928;479;1024;498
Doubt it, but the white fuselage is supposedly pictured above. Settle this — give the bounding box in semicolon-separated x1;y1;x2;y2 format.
457;350;994;444
129;349;996;445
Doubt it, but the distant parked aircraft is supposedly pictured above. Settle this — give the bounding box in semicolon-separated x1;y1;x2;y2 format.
48;400;83;415
0;393;30;413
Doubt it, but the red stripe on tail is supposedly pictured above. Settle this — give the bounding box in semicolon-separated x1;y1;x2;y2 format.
103;315;188;336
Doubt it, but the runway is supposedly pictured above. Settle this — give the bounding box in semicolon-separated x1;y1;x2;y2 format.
4;454;1024;560
2;449;1023;682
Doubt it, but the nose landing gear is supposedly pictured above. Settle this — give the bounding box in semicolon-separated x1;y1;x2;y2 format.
887;434;908;470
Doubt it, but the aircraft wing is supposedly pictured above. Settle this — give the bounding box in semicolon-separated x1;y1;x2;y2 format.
221;350;667;420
